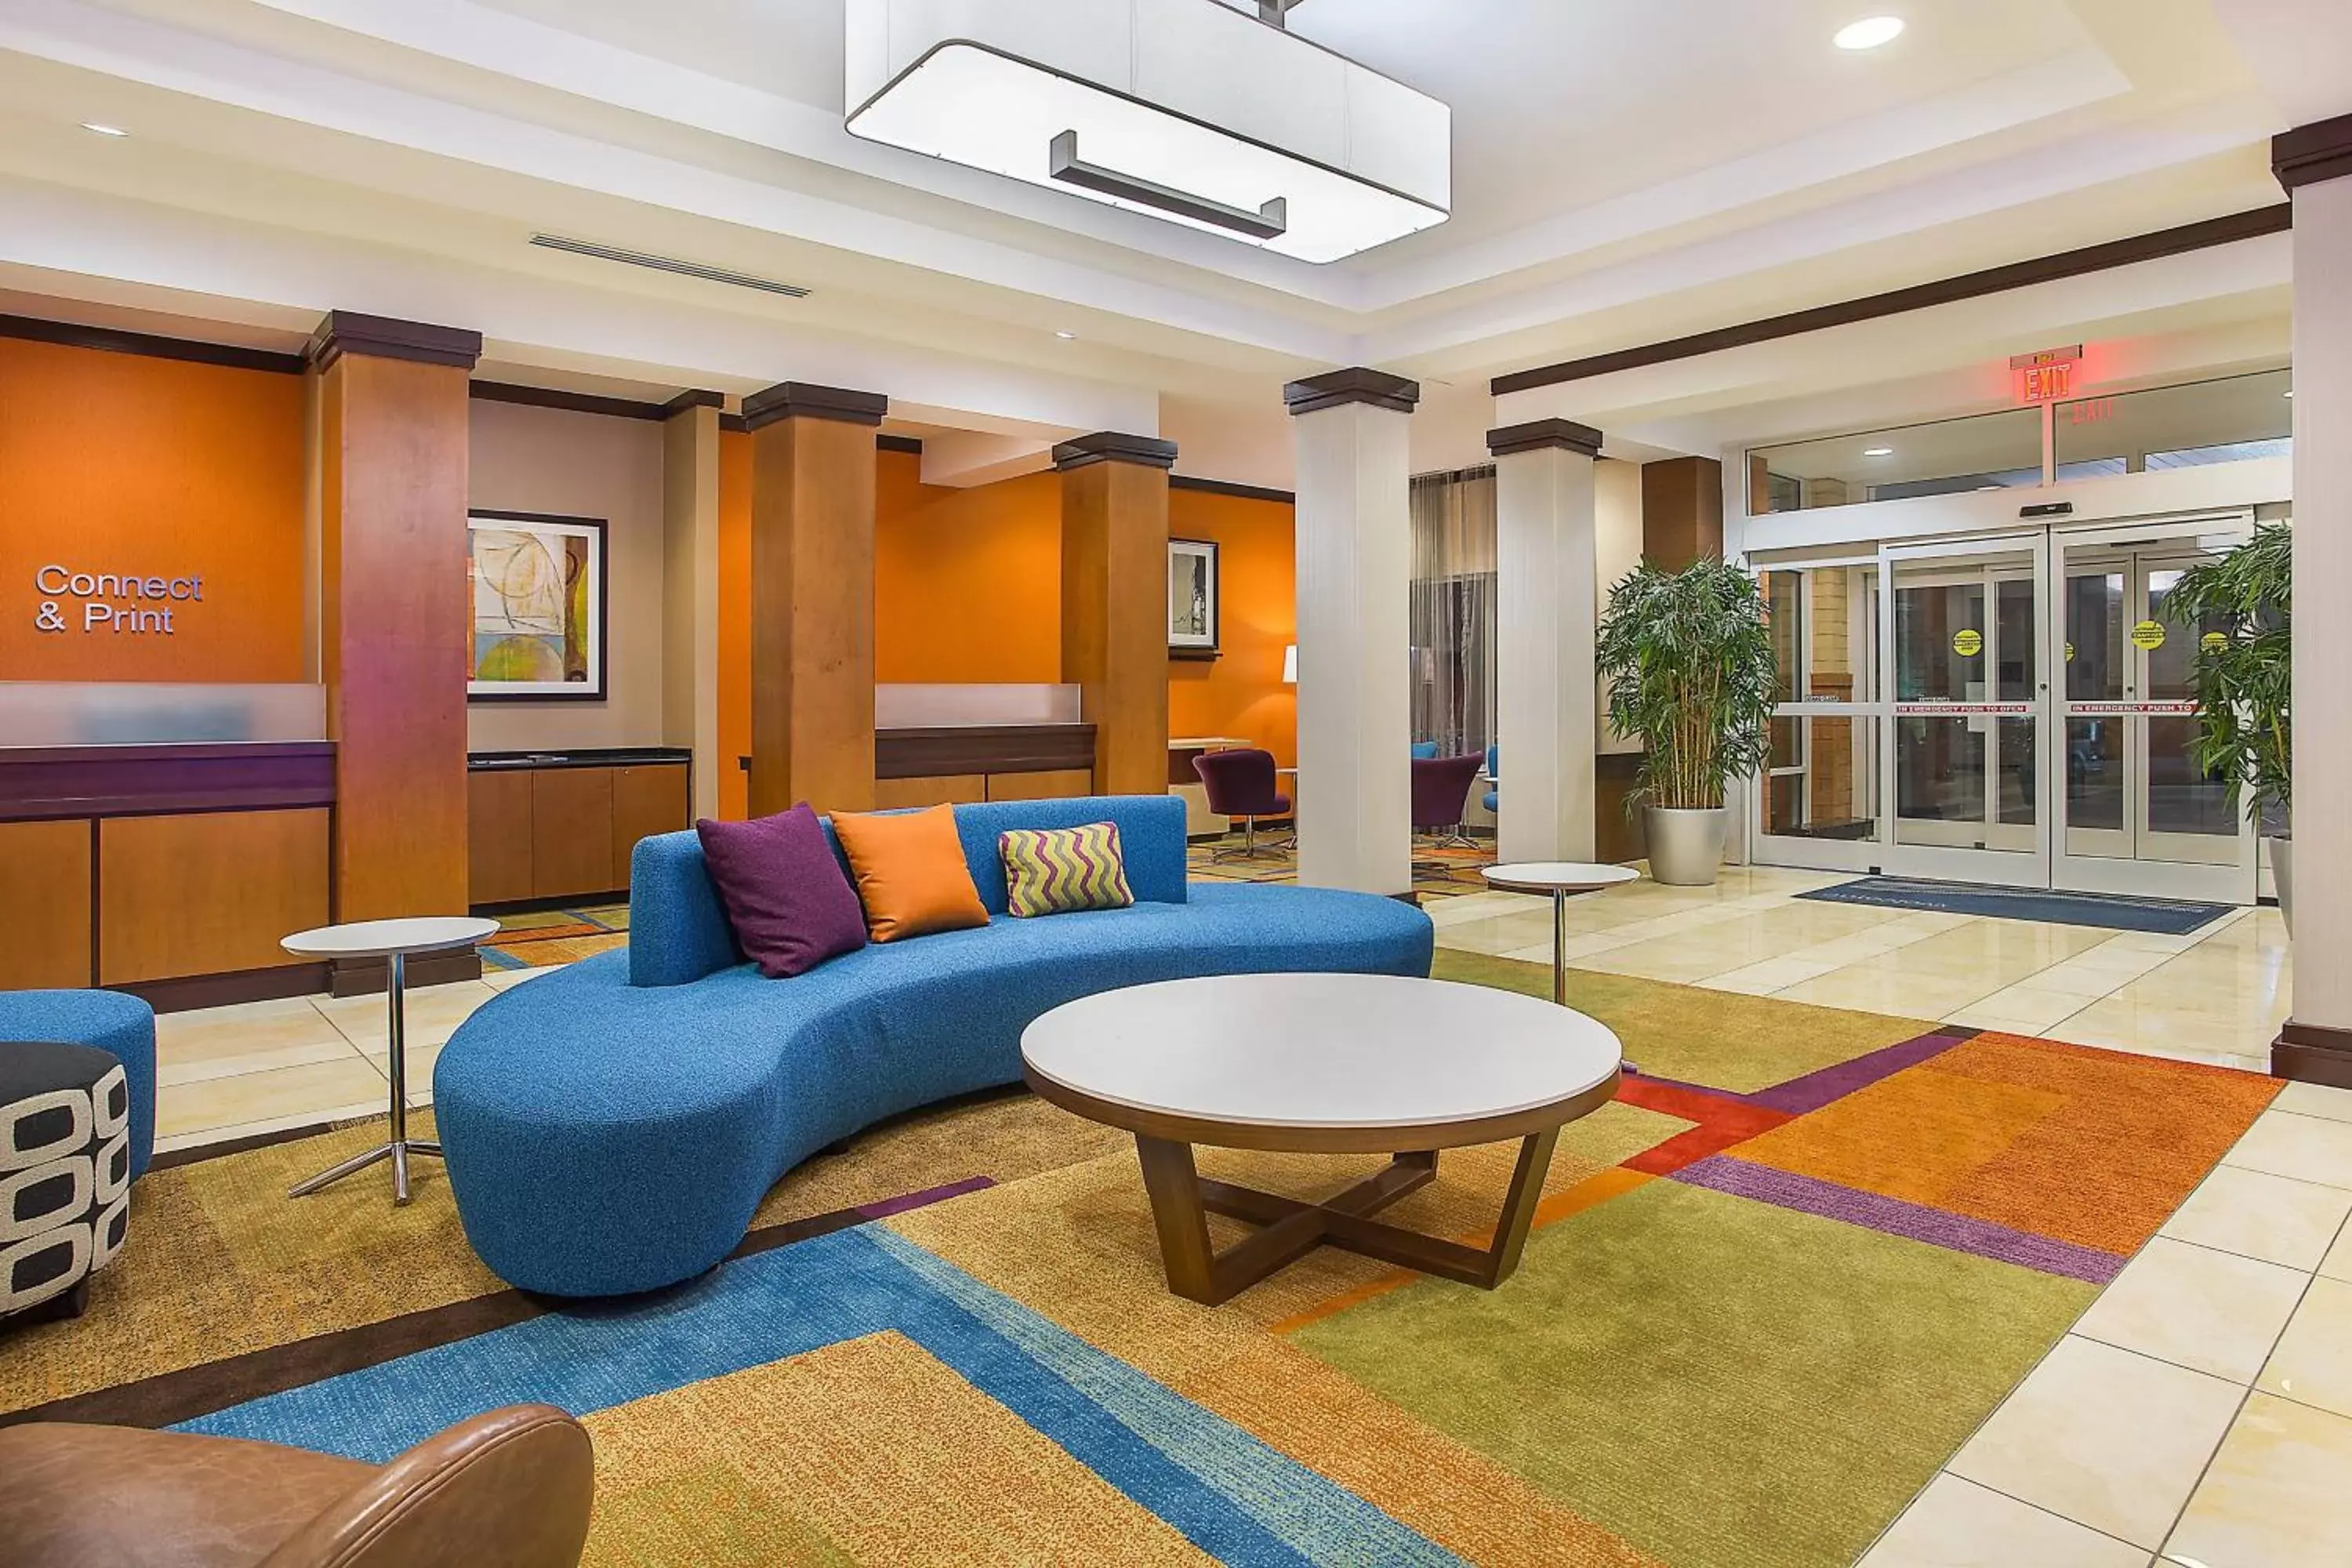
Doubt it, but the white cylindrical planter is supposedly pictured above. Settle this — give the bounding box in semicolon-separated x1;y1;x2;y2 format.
1646;806;1727;886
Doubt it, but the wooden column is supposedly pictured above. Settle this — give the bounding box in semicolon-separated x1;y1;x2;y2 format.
1056;432;1175;798
308;312;479;989
744;382;884;817
1490;418;1603;865
1640;456;1725;569
1286;369;1417;897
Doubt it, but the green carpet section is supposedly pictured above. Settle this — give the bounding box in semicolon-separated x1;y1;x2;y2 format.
1431;949;1938;1094
1288;1178;2096;1568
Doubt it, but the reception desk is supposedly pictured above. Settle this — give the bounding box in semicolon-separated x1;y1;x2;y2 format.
0;742;335;1006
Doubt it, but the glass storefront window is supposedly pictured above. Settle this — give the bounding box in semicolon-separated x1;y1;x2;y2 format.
2054;369;2292;478
1748;407;2044;514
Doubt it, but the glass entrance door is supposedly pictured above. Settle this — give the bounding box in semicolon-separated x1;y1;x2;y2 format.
2053;522;2254;900
1878;540;2047;885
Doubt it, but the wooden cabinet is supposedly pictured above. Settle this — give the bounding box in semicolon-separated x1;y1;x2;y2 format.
97;809;330;985
465;756;689;908
612;765;691;876
466;770;535;906
0;818;94;989
531;768;616;900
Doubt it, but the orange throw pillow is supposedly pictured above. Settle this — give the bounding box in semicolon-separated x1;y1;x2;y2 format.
830;804;990;943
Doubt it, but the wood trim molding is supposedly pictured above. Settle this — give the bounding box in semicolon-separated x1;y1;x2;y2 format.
877;432;924;456
1053;431;1179;470
876;724;1098;779
306;311;483;372
1487;418;1603;459
719;411;749;434
0;743;337;823
1283;366;1421;416
2276;113;2352;192
1491;204;2296;395
662;388;724;416
2274;1019;2352;1088
1170;474;1294;504
742;381;887;430
0;314;305;375
470;380;670;421
118;961;332;1015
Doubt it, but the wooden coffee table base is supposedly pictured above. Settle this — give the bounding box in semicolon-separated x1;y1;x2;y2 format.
1132;1127;1561;1306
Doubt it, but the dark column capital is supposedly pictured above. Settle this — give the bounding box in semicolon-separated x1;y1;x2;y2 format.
1053;431;1178;471
2275;112;2352;192
305;311;482;372
1283;367;1420;416
742;382;887;430
1486;418;1604;459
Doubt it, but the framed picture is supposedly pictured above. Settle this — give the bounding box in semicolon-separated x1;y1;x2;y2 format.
1169;537;1219;659
466;510;608;701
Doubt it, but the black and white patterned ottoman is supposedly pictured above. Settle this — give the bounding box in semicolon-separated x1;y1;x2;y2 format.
2;1040;132;1326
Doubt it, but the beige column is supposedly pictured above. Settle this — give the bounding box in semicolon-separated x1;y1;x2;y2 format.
1489;419;1602;865
661;391;724;820
2275;114;2352;1083
745;382;884;818
1286;368;1417;897
1055;433;1176;798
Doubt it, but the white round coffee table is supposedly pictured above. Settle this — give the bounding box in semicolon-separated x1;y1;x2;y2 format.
1022;973;1622;1305
280;916;499;1205
1481;862;1641;1006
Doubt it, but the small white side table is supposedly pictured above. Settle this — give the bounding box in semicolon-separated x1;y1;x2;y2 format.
280;916;499;1204
1479;862;1641;1007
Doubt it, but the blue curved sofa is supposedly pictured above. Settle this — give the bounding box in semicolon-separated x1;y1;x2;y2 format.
435;794;1433;1297
0;990;156;1181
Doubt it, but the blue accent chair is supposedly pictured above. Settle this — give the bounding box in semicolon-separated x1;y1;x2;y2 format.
434;795;1434;1297
1410;740;1440;760
1482;744;1499;815
0;990;157;1180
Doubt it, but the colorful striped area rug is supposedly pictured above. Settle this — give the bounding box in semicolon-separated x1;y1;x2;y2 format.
0;958;2278;1566
477;904;630;969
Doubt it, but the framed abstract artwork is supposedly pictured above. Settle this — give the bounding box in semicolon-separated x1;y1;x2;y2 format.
1169;537;1219;659
466;511;608;701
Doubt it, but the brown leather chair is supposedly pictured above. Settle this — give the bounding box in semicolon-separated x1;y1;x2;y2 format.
0;1403;593;1568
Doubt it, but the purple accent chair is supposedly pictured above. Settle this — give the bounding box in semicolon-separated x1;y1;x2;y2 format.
1192;747;1291;860
1411;752;1487;852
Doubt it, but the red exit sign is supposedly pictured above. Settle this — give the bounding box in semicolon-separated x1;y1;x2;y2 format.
2011;345;2083;405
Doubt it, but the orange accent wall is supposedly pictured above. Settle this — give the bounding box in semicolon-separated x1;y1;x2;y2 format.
1167;486;1296;768
0;339;307;683
714;438;1298;813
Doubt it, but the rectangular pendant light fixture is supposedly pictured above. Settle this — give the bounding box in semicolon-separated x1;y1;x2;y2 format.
844;0;1450;264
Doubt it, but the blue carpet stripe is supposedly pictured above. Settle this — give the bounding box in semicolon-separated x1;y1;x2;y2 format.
174;1227;1456;1567
872;1230;1467;1568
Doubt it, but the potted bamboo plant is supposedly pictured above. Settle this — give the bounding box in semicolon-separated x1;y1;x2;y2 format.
1596;557;1780;885
2164;522;2292;927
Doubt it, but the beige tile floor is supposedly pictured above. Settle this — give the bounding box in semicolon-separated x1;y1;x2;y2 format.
1429;865;2292;1072
146;870;2330;1563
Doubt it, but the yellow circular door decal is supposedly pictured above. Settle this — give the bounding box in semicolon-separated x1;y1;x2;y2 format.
2132;619;2167;651
1952;628;1984;657
2201;630;2229;655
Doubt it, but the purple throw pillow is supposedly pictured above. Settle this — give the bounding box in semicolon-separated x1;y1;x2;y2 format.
695;804;867;978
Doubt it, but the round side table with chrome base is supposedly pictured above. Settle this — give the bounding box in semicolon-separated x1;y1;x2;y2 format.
280;916;499;1205
1480;862;1641;1005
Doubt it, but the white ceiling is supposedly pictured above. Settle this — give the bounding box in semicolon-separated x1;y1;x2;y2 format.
0;0;2339;486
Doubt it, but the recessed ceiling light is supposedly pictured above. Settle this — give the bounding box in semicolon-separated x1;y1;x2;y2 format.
1054;329;1078;340
80;122;129;137
1834;16;1906;50
1863;446;1895;457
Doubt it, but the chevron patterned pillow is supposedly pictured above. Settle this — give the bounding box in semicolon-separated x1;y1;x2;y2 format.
997;821;1136;919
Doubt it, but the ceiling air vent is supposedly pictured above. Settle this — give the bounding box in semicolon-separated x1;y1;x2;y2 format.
528;235;811;299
